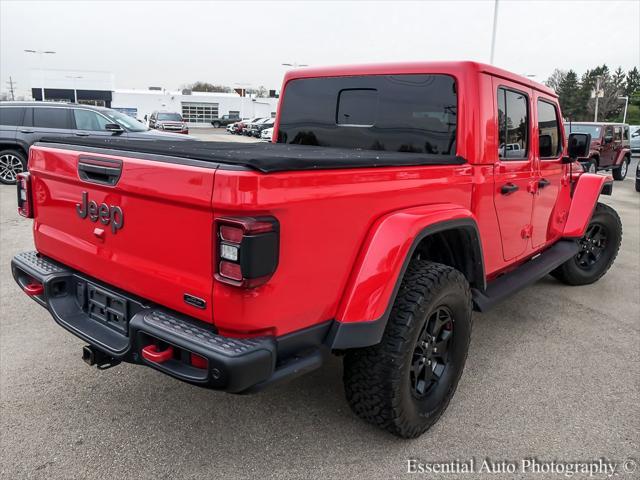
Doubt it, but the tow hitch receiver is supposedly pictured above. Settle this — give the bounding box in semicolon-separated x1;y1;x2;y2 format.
82;345;121;370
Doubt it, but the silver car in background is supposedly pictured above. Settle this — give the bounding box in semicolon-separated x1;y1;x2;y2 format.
630;125;640;155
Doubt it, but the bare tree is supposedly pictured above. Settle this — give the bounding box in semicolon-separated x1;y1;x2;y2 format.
545;69;567;92
184;82;233;93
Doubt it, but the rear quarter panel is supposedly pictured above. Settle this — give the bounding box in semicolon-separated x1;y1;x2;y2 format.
211;165;474;336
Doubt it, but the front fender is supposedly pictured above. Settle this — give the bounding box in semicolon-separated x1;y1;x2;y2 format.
335;204;479;326
563;173;613;238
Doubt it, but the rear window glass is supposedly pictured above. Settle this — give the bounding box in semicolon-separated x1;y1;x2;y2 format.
33;108;70;129
277;74;457;155
0;107;24;126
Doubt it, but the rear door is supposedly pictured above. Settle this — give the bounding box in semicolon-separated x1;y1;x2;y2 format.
531;95;565;248
492;80;536;261
0;106;23;142
599;125;615;167
612;125;624;165
21;106;73;145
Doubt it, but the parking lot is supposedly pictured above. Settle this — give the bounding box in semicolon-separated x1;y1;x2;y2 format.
0;159;638;479
190;127;264;143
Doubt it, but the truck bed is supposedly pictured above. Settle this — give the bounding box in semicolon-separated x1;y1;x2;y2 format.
40;137;465;173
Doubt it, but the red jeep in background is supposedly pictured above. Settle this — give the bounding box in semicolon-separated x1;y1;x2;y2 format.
12;62;621;438
564;122;631;179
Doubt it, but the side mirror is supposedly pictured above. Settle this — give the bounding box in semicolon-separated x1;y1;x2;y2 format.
105;123;124;133
603;134;613;144
539;134;553;158
563;132;591;163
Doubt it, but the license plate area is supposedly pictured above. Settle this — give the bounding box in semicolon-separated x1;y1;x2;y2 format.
76;280;129;335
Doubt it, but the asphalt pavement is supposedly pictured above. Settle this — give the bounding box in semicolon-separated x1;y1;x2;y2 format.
0;156;638;479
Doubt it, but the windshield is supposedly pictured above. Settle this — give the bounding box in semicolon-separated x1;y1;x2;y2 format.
157;112;183;121
564;123;601;139
103;109;149;132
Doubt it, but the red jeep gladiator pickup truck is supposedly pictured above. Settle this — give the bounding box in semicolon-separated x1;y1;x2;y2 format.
12;62;621;438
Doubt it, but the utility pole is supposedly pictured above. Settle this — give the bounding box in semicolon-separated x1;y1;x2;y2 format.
490;0;499;64
6;77;16;100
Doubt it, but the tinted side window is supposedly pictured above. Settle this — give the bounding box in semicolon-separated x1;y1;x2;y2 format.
277;74;457;154
537;99;562;158
73;109;110;131
614;126;622;141
0;107;24;126
33;108;71;129
498;88;528;159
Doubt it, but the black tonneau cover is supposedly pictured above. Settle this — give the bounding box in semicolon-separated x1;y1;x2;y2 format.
40;137;464;173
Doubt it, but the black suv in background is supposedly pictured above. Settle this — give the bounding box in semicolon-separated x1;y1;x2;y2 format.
248;117;275;137
210;114;240;129
0;102;191;184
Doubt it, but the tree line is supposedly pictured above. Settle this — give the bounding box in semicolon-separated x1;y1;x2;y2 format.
182;81;270;98
545;65;640;124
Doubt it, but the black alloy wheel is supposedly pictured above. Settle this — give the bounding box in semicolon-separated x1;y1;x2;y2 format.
411;307;454;398
575;223;608;269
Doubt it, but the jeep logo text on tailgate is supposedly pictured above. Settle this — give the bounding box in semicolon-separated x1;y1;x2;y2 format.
76;191;124;233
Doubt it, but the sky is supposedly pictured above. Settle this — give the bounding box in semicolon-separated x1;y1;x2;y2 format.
1;0;639;98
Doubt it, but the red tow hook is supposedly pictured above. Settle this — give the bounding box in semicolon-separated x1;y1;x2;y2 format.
141;344;174;364
23;282;44;296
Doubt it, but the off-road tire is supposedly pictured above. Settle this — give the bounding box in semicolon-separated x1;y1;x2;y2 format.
0;149;27;185
552;202;622;285
612;157;629;181
343;261;472;439
586;158;597;174
212;122;221;128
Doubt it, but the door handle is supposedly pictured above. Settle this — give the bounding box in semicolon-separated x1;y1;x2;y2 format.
19;129;34;134
538;178;551;189
75;132;90;137
500;183;519;195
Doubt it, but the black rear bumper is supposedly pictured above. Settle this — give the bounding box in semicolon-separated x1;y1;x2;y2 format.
11;251;325;393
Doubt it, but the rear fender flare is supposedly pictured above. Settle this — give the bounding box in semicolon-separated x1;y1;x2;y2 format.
563;173;613;238
328;205;484;349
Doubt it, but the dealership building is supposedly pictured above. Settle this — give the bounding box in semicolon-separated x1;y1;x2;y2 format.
29;69;280;127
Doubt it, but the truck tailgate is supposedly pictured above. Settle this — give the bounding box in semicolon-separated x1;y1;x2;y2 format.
29;145;217;323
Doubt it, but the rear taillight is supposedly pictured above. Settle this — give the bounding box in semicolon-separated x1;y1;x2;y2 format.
17;172;33;218
215;216;279;288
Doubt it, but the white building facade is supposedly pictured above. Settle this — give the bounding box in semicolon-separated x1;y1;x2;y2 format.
112;89;279;127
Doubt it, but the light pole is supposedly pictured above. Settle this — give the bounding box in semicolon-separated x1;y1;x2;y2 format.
66;75;83;103
24;49;56;101
489;0;499;64
593;76;603;122
281;61;309;68
618;96;629;123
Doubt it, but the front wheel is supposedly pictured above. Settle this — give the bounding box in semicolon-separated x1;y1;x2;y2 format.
586;159;598;174
612;158;629;181
343;261;472;438
551;202;622;285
